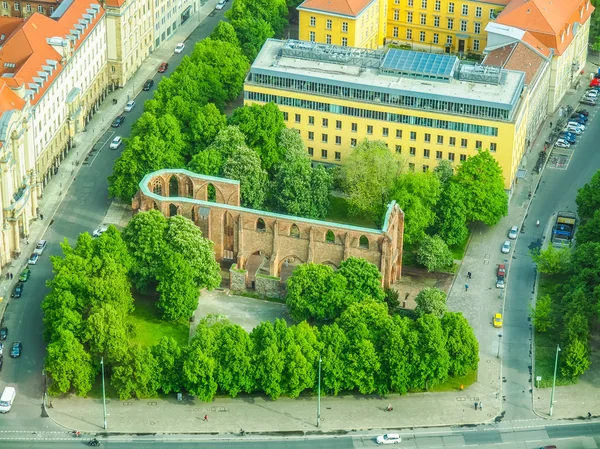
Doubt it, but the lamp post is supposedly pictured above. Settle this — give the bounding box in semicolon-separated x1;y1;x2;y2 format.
497;334;502;358
101;357;107;430
549;344;561;417
317;356;322;428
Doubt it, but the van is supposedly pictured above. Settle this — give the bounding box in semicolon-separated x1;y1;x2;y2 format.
0;386;16;413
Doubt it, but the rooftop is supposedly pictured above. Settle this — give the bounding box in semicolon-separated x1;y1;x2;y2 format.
249;39;525;120
297;0;374;17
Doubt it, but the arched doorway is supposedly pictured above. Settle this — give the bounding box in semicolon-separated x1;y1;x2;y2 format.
207;183;216;202
169;175;179;197
169;203;178;216
223;212;234;260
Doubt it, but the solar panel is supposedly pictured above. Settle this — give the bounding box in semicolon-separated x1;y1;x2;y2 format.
381;50;458;79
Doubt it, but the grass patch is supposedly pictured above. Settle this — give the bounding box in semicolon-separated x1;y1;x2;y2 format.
402;243;419;267
428;369;478;392
326;196;378;229
449;234;470;260
87;377;120;399
127;294;190;348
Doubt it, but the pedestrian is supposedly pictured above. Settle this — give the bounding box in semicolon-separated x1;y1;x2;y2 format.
474;402;478;410
203;414;208;421
26;238;29;245
465;284;469;292
40;214;44;220
588;412;592;419
5;272;8;280
479;402;483;411
549;121;553;128
10;273;13;280
467;271;472;279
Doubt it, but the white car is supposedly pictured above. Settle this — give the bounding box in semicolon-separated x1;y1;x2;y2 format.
92;225;109;237
124;100;135;112
554;139;570;149
501;240;511;254
109;136;122;150
567;121;585;130
174;43;185;53
376;434;401;444
215;0;226;9
33;239;47;255
584;90;598;98
508;226;518;239
565;125;583;134
28;253;39;265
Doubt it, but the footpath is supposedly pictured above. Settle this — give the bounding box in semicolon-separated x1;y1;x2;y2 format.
0;1;593;435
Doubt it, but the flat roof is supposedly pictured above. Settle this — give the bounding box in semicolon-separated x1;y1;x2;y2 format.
381;50;459;80
250;39;525;115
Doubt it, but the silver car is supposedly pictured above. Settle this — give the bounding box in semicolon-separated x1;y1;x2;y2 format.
501;240;511;254
508;226;518;239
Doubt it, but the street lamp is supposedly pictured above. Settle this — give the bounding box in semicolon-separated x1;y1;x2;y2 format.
549;344;561;417
101;357;107;430
497;334;502;358
317;356;322;428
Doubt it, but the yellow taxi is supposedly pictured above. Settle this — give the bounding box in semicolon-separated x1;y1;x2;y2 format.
493;313;503;328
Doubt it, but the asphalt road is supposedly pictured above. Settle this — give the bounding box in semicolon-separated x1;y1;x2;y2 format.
502;105;600;420
0;4;230;432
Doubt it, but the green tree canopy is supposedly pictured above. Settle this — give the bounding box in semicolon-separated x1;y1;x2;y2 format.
432;180;469;246
576;169;600;224
576;209;600;243
441;312;479;376
531;294;554;333
530;245;571;275
210;21;241;46
414;287;447;318
337;257;385;302
417;235;453;272
188;103;227;155
222;145;268;209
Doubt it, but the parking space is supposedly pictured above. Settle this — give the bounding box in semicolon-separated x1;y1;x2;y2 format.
82;131;118;167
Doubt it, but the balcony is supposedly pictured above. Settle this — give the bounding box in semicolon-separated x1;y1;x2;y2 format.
5;185;31;219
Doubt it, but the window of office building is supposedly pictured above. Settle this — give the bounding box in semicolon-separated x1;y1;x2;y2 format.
433;32;439;43
322;118;328;127
407;11;413;22
396;129;402;138
410;131;416;140
326;34;332;44
394;0;399;4
309;31;315;42
406;29;412;39
490;142;497;152
433;16;439;27
489;9;495;19
308;116;315;125
475;6;482;17
310;16;316;26
448;152;455;161
460;20;467;31
352;123;358;132
2;1;7;8
367;125;373;134
383;127;389;136
436;150;442;159
322;134;328;143
14;2;19;10
461;138;467;147
342;22;348;32
308;131;314;141
322;149;328;159
335;152;341;161
326;19;332;29
419;31;426;41
308;147;314;156
437;135;443;144
394;9;399;20
393;27;399;37
462;4;468;15
283;112;289;121
395;145;402;153
420;13;426;25
447;18;453;29
421;0;427;7
336;136;342;145
336;120;342;130
409;147;416;155
475;140;482;149
351;138;357;146
25;2;30;11
474;22;481;33
407;0;413;6
449;137;456;146
341;37;348;46
448;2;454;13
435;0;440;10
423;149;430;158
460;154;467;161
424;133;431;142
409;163;415;171
447;35;453;44
423;165;429;172
295;113;301;123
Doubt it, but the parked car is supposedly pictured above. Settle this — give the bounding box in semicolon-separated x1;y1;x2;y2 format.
508;226;518;239
143;79;154;91
585;89;599;98
554;139;570;149
215;0;226;8
590;78;600;87
501;240;511;254
0;355;3;371
92;225;108;237
158;62;169;73
33;240;47;255
174;43;185;53
109;136;122;150
565;124;583;134
571;113;588;122
569;116;586;126
10;342;21;358
27;253;39;265
124;100;135;112
0;328;7;341
558;132;576;144
0;342;3;355
19;267;30;282
496;264;506;289
579;98;596;106
493;313;503;328
575;108;589;116
111;115;125;127
11;283;23;298
376;434;402;445
567;121;585;130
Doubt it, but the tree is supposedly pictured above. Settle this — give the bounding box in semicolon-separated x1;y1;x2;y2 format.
228;103;286;170
531;294;554;333
414;287;447;318
181;329;218;401
441;312;479;376
319;324;349;395
187;149;223;176
380;316;417;394
45;329;95;396
412;314;450;389
210;21;240;47
276;320;313;397
433;159;454;186
152;337;183;394
84;303;130;365
188;103;227;154
417;235;453;272
214;325;254;397
576;170;600;224
251;321;284;399
205;125;248;161
433;180;469;246
530;245;571;275
454;150;508;225
337;257;385;302
156;251;200;320
271;129;332;218
112;345;159;400
341;140;403;221
285;264;349;322
222;146;268;209
576;209;600;243
561;338;591;379
229;16;274;61
391;172;441;244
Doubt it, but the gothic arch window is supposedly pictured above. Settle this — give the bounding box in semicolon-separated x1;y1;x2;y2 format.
169;175;179;197
191;207;196;223
256;218;266;232
186;177;194;198
152;178;162;196
359;235;369;249
290;224;300;238
169;203;178;216
152;201;159;210
207;183;216;202
325;230;335;243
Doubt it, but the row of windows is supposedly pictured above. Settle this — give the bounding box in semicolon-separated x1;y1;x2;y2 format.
309;31;348;46
307;147;343;161
392;28;480;49
248;73;510;122
309;16;350;32
395;11;482;32
1;2;52;12
258;220;372;249
393;146;494;157
392;0;495;19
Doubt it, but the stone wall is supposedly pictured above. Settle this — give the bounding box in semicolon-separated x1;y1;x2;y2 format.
255;274;284;299
229;264;247;292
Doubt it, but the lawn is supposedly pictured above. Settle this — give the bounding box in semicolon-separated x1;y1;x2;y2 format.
326;195;378;229
449;233;470;260
127;294;190;348
429;369;478;392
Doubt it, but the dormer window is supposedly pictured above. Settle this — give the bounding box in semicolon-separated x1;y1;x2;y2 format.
561;31;564;42
567;24;570;35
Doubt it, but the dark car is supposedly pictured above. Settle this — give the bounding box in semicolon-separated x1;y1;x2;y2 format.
111;115;126;127
19;267;30;282
575;108;589;116
0;355;3;371
569;116;586;125
580;98;596;106
558;132;576;144
143;79;154;91
11;282;23;298
571;113;588;122
10;341;21;358
158;62;168;73
0;327;7;341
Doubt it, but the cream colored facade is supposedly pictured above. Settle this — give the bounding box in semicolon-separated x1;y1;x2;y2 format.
105;0;153;89
152;0;196;49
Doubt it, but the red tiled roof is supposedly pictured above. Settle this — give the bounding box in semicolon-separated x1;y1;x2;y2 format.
484;41;547;84
495;0;594;55
297;0;372;17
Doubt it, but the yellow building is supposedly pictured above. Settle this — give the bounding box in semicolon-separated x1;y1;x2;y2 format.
297;0;387;49
245;39;529;190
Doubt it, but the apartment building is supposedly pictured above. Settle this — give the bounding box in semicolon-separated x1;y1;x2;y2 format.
297;0;387;49
0;0;108;264
0;0;59;18
104;0;153;89
152;0;196;50
245;39;528;190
